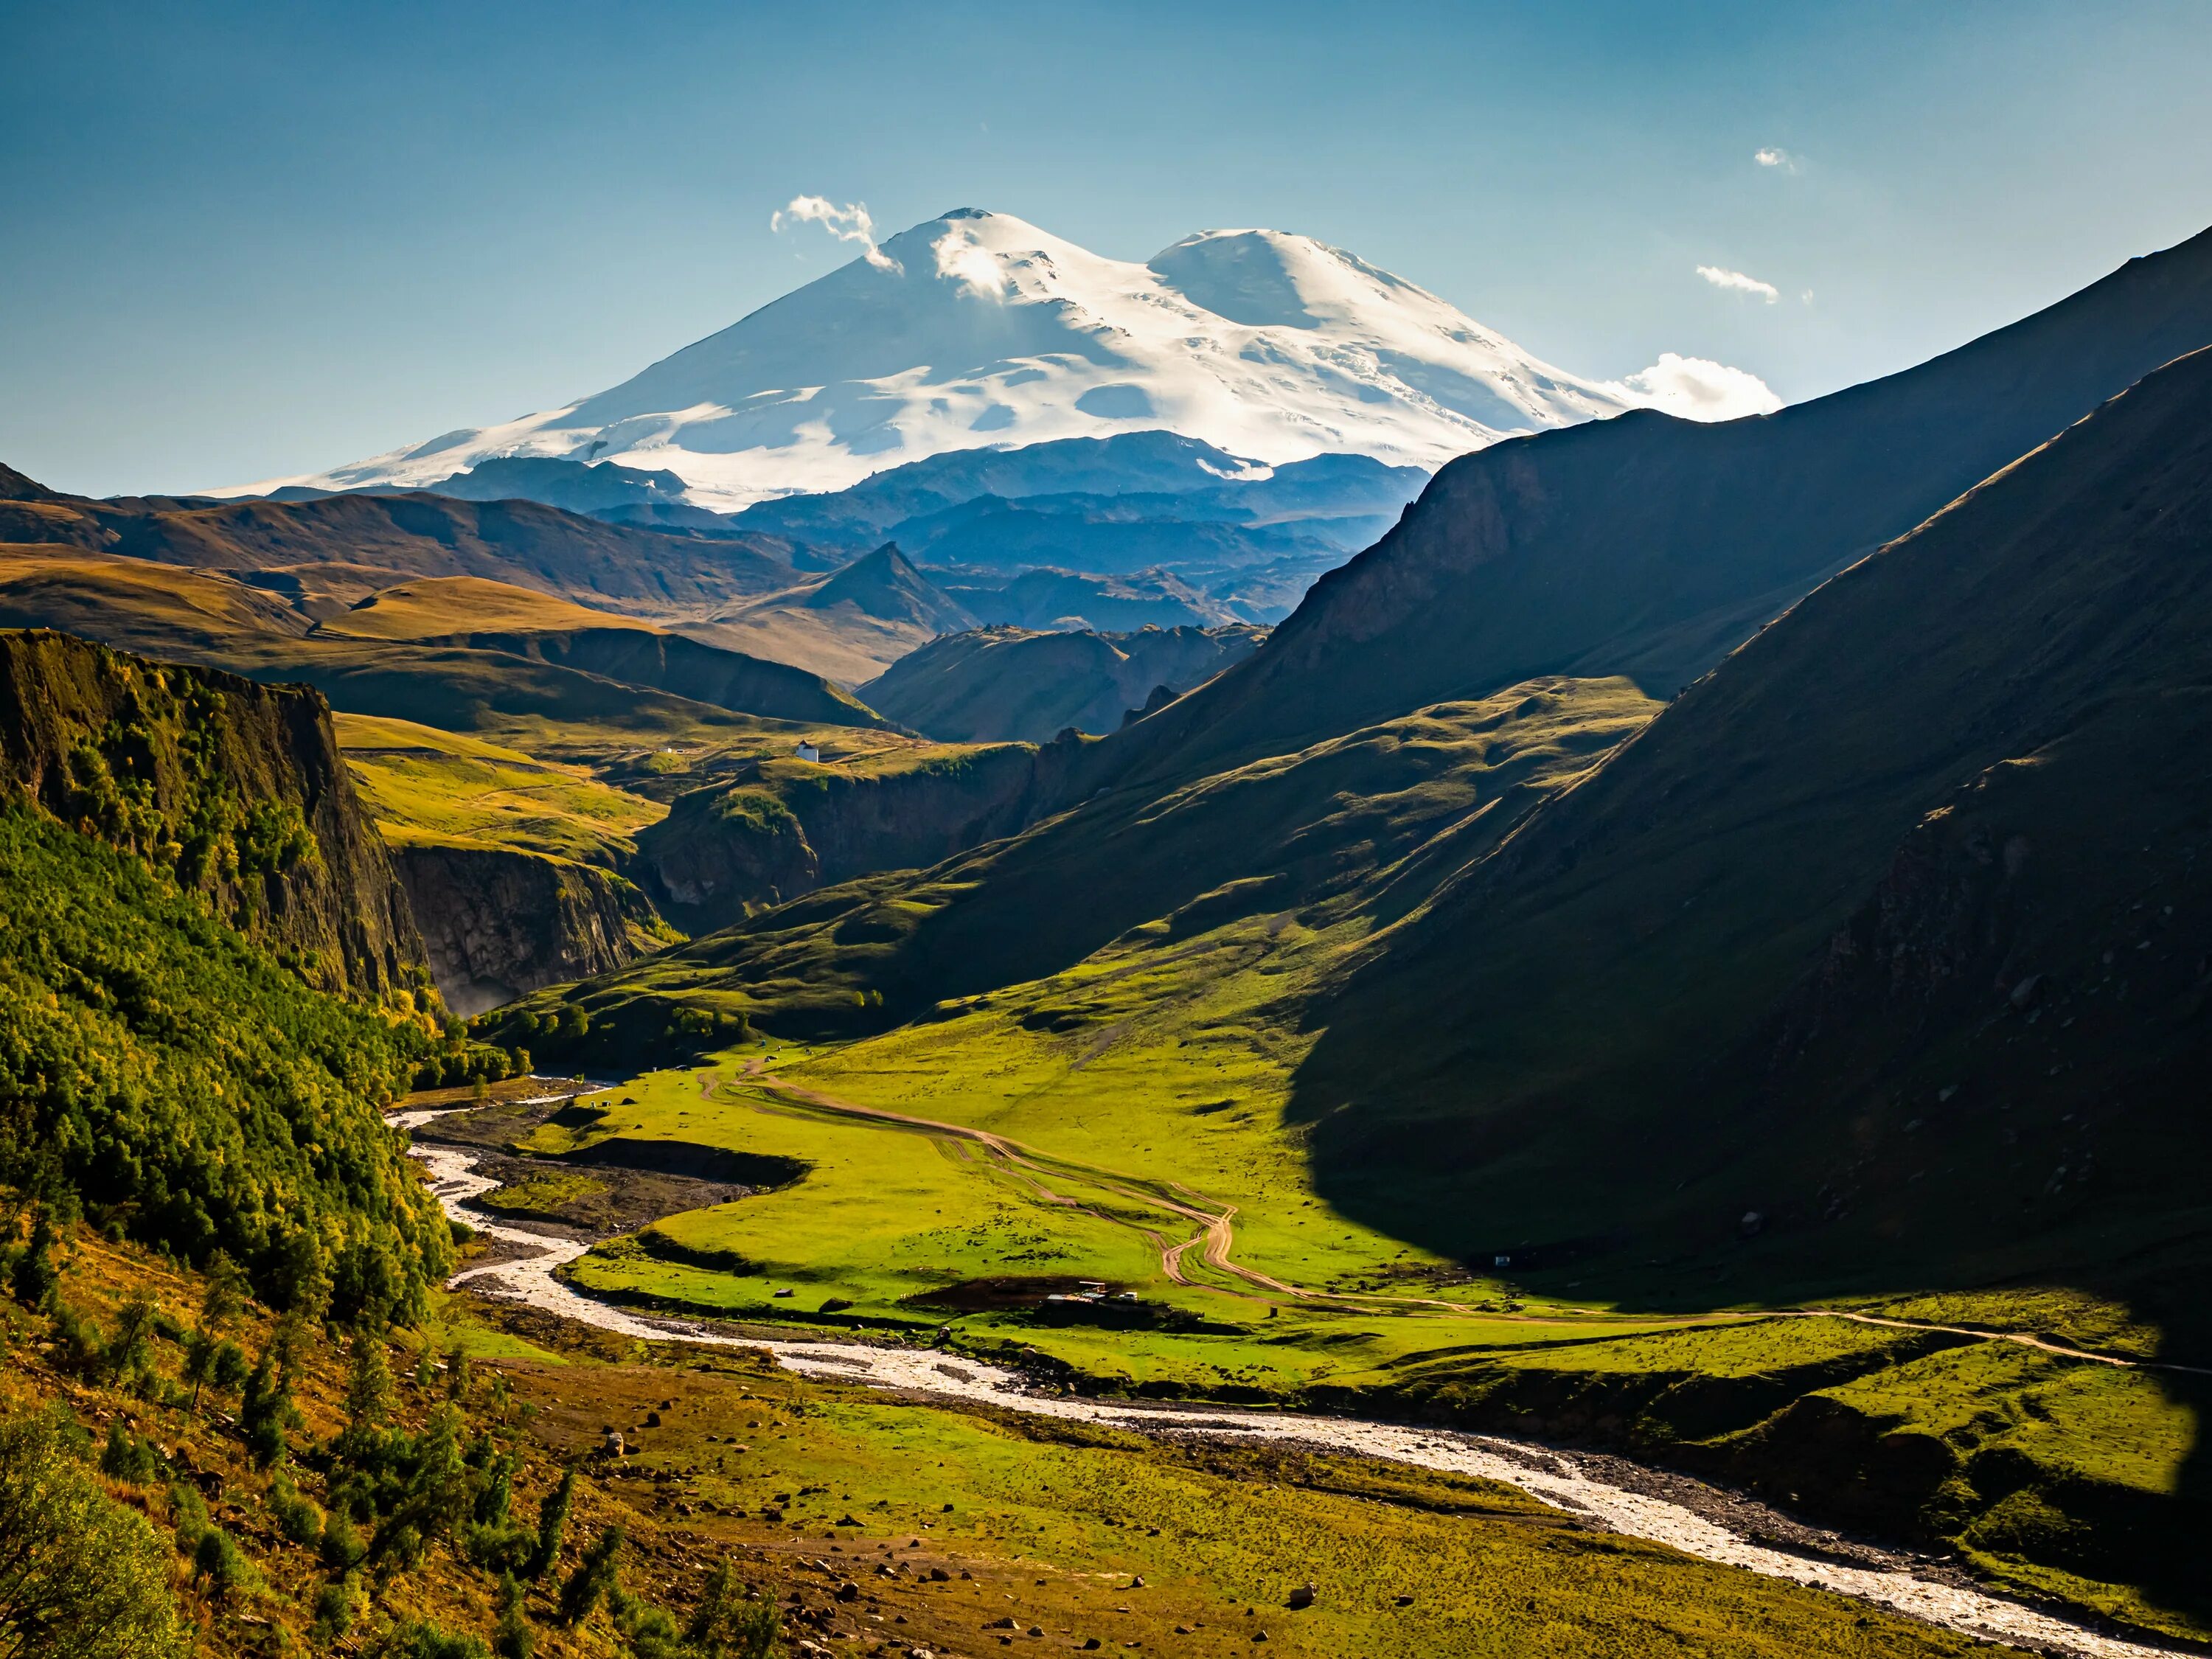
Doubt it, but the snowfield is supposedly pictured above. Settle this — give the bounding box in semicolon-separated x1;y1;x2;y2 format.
245;209;1778;511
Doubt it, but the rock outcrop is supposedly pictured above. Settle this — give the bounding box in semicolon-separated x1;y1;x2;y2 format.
0;627;428;999
633;740;1085;934
392;844;669;1015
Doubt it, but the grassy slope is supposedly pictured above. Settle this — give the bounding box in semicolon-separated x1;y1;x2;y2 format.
314;575;663;640
0;1223;2008;1659
0;548;917;786
505;677;1658;1044
335;712;667;864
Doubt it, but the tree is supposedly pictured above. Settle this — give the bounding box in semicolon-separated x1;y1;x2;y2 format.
557;1526;623;1625
525;1467;574;1580
686;1557;782;1659
9;1212;58;1310
344;1332;394;1435
0;1410;189;1658
492;1573;534;1659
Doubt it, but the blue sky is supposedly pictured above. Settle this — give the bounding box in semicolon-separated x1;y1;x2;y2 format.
4;0;2210;495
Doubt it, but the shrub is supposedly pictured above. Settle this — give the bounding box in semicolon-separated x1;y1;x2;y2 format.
99;1419;162;1484
0;1410;189;1658
557;1526;623;1625
687;1557;782;1659
192;1526;253;1601
311;1576;361;1642
381;1621;490;1659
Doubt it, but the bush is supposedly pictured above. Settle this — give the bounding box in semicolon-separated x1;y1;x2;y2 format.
192;1526;253;1601
381;1621;490;1659
557;1525;624;1625
688;1557;782;1659
311;1576;361;1642
99;1419;162;1484
270;1473;324;1546
493;1572;534;1659
0;1409;189;1658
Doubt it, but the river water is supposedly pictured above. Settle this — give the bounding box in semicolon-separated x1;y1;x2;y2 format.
403;1130;2188;1659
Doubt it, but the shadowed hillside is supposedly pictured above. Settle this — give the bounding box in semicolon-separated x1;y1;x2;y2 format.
1106;222;2212;785
863;622;1267;742
1289;344;2212;1326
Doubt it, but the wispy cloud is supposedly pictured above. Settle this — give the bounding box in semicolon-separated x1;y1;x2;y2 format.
1697;264;1780;303
1753;146;1798;171
1616;353;1783;422
771;195;900;271
932;223;1006;299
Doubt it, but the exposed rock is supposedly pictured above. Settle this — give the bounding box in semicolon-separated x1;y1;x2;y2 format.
0;628;427;998
393;842;670;1015
634;740;1091;933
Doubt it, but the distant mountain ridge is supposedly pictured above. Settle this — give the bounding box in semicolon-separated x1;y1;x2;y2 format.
238;209;1775;509
863;622;1267;742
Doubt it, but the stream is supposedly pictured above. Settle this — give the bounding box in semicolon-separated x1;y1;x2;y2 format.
401;1123;2190;1659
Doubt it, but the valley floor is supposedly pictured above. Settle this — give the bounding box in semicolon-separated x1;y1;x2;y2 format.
414;1068;2211;1654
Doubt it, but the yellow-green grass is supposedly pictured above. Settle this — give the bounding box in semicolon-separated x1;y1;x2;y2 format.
315;574;660;640
550;1056;1705;1388
336;710;668;861
484;1335;2000;1659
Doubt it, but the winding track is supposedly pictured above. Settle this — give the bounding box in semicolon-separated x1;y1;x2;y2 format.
396;1096;2194;1659
728;1065;2197;1375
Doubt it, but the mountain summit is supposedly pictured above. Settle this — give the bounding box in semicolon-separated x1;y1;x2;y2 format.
248;210;1776;509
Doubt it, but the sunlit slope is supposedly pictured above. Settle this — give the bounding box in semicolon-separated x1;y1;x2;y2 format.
0;549;900;768
489;676;1660;1046
1287;344;2212;1321
334;712;667;863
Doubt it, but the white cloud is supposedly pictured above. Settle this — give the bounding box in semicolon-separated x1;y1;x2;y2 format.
1614;353;1783;422
771;195;900;272
1696;264;1780;303
931;224;1006;299
1753;146;1798;171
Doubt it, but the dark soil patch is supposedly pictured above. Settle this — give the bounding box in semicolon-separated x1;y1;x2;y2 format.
560;1136;806;1187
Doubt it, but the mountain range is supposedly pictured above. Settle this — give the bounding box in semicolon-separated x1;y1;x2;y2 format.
6;209;2212;1651
238;209;1777;509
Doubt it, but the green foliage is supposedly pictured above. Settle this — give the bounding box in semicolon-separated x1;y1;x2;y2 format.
0;806;451;1321
8;1210;58;1309
492;1573;534;1659
310;1576;361;1642
557;1524;622;1625
0;1408;189;1658
686;1558;780;1659
379;1619;490;1659
190;1525;253;1601
99;1419;162;1485
526;1467;574;1581
346;1332;397;1436
269;1472;324;1547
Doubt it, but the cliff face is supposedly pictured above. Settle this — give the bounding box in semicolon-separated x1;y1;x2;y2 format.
392;844;669;1015
634;741;1081;933
0;628;428;1000
860;622;1267;742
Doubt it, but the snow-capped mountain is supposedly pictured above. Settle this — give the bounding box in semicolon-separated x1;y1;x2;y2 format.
246;209;1777;511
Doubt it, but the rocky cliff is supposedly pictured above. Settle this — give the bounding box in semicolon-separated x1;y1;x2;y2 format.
391;843;671;1015
634;740;1084;933
0;627;428;1000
